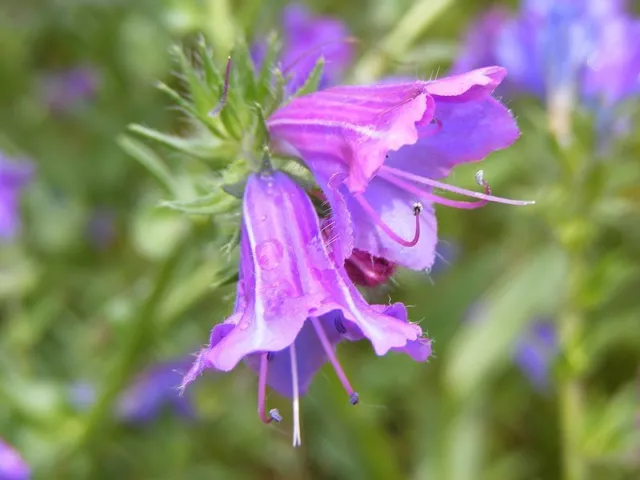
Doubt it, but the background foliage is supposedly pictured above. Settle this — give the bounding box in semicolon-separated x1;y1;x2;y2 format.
1;0;639;479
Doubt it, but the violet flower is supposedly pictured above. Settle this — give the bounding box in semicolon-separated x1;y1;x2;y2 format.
115;358;194;423
40;66;99;113
514;320;558;391
268;66;532;272
253;3;353;95
86;209;117;250
182;170;430;446
455;1;640;111
0;438;29;480
0;153;33;241
68;358;194;423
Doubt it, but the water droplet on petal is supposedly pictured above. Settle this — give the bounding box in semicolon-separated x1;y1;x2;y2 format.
255;240;284;270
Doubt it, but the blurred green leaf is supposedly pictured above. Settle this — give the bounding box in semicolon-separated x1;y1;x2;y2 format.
445;246;567;398
117;135;178;195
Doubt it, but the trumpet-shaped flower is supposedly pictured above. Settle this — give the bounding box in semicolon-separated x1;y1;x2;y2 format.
181;170;430;445
455;0;640;109
268;66;531;271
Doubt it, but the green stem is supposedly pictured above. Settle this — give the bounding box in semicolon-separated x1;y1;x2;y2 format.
559;254;587;480
351;0;454;83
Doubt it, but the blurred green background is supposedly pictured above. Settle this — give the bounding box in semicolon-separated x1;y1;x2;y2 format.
1;0;639;479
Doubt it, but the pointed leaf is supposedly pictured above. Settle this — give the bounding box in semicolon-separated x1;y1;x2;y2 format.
445;246;567;399
117;135;178;195
292;57;325;98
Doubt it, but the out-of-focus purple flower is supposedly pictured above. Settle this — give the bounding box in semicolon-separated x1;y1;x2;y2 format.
465;305;558;390
41;66;99;113
268;67;531;272
86;209;117;250
252;3;353;95
0;438;29;480
0;153;33;241
453;9;510;75
115;358;194;423
68;358;194;423
514;321;558;391
456;0;640;109
182;170;430;446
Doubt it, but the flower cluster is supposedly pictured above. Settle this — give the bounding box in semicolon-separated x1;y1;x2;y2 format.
139;4;534;446
455;0;640;133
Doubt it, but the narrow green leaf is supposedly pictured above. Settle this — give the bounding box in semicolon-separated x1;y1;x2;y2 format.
292;57;325;98
445;246;568;399
160;191;239;215
117;135;178;195
256;33;281;104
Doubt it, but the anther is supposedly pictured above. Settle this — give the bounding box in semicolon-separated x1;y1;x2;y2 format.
208;56;232;117
349;392;359;405
269;408;283;423
413;202;423;215
334;318;347;334
267;352;275;362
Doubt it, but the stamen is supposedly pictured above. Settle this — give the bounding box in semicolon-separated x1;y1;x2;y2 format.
311;317;359;405
380;165;535;208
258;353;281;424
269;409;283;423
290;344;302;447
208;56;232;117
354;194;421;247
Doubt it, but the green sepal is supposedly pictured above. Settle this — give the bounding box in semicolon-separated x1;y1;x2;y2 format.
160;190;239;215
292;57;325;98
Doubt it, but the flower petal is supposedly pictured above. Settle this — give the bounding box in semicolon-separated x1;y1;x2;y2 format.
269;83;435;193
244;314;342;397
345;177;438;271
423;66;507;101
386;96;520;180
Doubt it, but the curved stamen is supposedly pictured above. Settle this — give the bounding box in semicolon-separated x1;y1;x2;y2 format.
208;56;232;117
258;353;281;424
354;194;421;247
311;316;358;405
380;165;535;207
290;344;302;447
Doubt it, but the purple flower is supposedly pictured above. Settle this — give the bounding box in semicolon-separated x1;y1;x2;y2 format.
453;9;510;75
0;153;33;241
181;170;430;446
86;209;117;250
456;0;640;108
514;321;558;391
268;67;531;272
253;4;353;95
0;438;29;480
41;66;99;113
68;358;194;423
115;358;194;423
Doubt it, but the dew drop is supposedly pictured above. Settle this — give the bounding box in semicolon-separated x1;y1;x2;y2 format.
255;240;284;270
